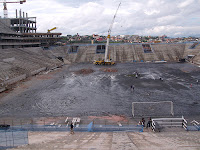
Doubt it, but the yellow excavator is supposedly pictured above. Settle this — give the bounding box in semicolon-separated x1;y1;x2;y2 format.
94;2;121;65
47;27;57;33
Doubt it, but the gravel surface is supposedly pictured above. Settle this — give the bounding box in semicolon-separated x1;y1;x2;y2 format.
0;63;200;119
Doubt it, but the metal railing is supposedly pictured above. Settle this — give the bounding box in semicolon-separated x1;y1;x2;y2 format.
190;120;200;131
0;118;143;132
182;117;188;130
0;124;143;133
152;116;187;132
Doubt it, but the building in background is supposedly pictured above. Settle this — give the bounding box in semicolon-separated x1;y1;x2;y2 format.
0;9;62;49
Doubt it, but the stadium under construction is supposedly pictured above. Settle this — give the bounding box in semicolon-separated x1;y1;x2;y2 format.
0;6;200;150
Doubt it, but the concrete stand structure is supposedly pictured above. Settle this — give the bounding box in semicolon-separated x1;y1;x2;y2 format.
0;10;62;49
54;42;200;65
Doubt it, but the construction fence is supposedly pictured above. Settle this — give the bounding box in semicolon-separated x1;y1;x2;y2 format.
0;117;143;149
0;130;28;149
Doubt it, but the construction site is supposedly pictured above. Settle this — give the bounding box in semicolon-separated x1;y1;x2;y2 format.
0;1;200;150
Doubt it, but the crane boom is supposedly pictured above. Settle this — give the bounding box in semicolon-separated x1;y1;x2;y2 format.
93;2;121;66
104;2;121;62
47;27;57;33
108;2;121;36
0;0;26;3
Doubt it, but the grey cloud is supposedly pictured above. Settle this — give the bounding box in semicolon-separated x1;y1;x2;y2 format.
1;0;200;37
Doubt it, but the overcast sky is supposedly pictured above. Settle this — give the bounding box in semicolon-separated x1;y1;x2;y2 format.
1;0;200;37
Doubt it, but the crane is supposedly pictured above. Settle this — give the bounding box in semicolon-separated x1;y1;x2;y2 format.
94;2;121;65
0;0;26;18
47;27;57;33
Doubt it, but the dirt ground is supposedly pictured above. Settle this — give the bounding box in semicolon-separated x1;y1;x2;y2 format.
0;63;200;120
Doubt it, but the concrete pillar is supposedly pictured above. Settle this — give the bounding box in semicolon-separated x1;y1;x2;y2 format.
19;9;22;18
34;17;36;33
32;22;33;33
19;18;20;33
16;9;18;18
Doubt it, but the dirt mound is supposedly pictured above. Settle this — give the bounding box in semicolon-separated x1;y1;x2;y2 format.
100;68;118;72
74;69;95;75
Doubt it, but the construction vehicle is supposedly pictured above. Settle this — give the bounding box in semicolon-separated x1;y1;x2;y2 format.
94;2;121;65
47;27;57;33
0;0;26;18
94;59;115;65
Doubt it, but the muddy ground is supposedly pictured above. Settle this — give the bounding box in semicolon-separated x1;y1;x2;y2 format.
0;63;200;119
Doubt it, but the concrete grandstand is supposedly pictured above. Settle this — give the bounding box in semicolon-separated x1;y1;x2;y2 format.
59;43;200;64
0;47;63;92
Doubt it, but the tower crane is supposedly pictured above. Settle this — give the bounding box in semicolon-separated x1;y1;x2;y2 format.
94;2;121;65
0;0;26;18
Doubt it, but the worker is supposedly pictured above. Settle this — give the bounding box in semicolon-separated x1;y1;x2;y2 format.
138;121;142;125
197;79;199;85
70;122;74;134
131;85;135;92
146;117;152;128
141;118;145;127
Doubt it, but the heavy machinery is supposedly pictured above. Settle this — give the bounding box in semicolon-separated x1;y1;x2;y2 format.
94;58;115;65
94;2;121;65
47;27;57;33
0;0;26;18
